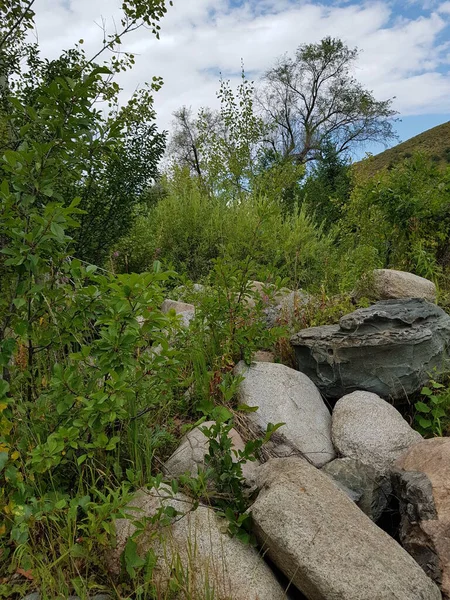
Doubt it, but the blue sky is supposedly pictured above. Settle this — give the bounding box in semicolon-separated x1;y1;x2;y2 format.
33;0;450;158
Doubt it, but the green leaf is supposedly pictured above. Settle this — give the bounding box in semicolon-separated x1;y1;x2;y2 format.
50;221;65;240
415;401;431;413
417;416;432;429
421;387;433;396
211;406;233;424
0;452;8;472
123;538;146;579
236;403;259;413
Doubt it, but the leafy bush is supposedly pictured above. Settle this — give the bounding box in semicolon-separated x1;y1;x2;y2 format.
114;169;334;290
337;154;450;289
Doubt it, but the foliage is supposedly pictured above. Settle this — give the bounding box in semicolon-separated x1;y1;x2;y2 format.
259;36;397;164
336;154;450;288
193;419;282;543
1;3;168;267
114;169;334;289
168;69;304;199
415;380;450;437
299;140;352;229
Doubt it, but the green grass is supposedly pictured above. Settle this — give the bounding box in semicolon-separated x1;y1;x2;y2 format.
355;121;450;177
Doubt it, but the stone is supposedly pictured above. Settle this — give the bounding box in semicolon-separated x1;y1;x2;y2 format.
332;391;421;474
251;457;442;600
234;361;335;467
361;269;437;303
264;289;310;328
161;298;195;328
394;437;450;597
163;421;259;483
252;350;275;363
291;298;450;400
108;488;286;600
322;457;390;521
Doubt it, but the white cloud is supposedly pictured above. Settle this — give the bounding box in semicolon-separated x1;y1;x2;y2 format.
438;1;450;14
32;0;450;132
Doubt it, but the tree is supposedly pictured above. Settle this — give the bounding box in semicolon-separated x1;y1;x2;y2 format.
299;140;352;228
0;0;170;265
168;69;267;197
259;37;397;164
168;69;303;200
168;105;219;180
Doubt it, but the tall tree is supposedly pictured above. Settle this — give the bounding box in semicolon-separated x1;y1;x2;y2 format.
259;37;397;164
168;69;302;199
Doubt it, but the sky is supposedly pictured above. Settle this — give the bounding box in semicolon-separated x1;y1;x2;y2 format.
32;0;450;158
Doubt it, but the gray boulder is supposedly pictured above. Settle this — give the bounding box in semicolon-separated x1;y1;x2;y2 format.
331;391;421;474
322;457;390;521
356;269;437;303
235;361;335;467
108;488;287;600
251;457;442;600
163;421;259;484
291;298;450;400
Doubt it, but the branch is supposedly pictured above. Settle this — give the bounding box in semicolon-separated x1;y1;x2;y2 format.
0;0;36;51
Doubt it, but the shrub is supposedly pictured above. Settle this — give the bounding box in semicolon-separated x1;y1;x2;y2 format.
114;169;334;291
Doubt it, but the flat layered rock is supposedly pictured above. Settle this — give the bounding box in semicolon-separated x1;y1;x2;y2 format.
291;298;450;400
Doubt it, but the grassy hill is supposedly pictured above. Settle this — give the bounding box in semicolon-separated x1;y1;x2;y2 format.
355;120;450;176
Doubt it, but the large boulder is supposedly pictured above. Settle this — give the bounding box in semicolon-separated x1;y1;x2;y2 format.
251;457;441;600
234;361;335;467
322;457;389;521
291;298;450;400
163;421;259;484
332;391;421;474
394;437;450;598
108;488;286;600
358;269;437;303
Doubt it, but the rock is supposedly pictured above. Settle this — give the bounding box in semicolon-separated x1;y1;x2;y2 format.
358;269;437;303
394;437;450;597
332;391;421;474
108;488;286;600
251;457;442;600
234;361;335;467
291;298;450;400
163;421;259;483
322;457;390;521
265;289;310;328
253;350;275;363
161;299;195;314
244;280;291;310
161;298;195;328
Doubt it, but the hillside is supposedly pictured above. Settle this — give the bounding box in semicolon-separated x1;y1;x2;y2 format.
355;120;450;176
